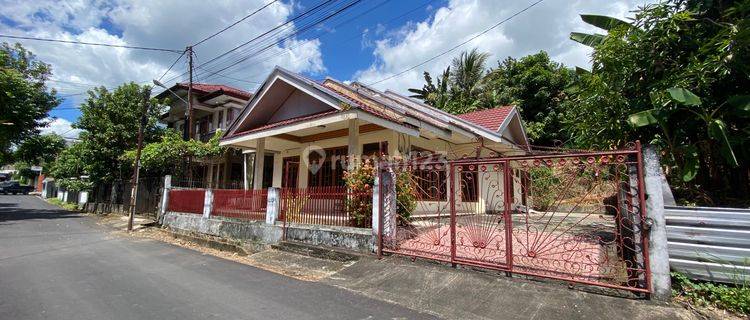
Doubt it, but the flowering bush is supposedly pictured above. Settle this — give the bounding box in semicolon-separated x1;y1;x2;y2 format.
344;159;417;227
343;160;375;227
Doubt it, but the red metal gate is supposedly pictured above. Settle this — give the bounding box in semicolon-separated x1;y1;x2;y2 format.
378;143;650;293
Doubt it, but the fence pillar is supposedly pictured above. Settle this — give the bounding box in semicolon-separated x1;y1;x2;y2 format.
158;175;171;223
78;191;89;209
372;174;380;240
203;189;213;219
266;187;280;225
643;146;671;300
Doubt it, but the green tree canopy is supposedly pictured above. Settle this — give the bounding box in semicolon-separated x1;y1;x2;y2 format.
120;129;225;177
53;83;165;184
409;50;574;144
482;52;575;144
14;133;66;165
567;0;750;204
409;48;491;114
0;42;60;163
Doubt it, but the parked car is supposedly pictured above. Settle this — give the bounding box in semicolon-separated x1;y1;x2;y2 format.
0;181;34;195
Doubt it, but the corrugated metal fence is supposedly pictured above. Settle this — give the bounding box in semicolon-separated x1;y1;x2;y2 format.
666;205;750;283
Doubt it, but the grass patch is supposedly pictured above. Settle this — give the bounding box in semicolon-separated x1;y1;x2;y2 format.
672;272;749;316
47;198;80;211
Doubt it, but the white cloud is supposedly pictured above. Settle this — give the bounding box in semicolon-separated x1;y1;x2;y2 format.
0;0;326;101
353;0;655;92
40;118;81;138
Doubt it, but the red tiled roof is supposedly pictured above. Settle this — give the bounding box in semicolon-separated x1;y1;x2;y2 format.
456;106;514;132
176;82;253;100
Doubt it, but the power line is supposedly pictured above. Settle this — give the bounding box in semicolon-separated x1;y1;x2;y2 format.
213;0;433;83
204;0;393;82
197;0;337;70
195;0;363;82
193;0;280;47
366;0;545;86
163;0;339;84
0;34;183;53
195;66;261;84
158;50;187;82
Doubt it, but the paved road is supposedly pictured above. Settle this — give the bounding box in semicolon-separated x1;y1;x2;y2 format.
0;195;435;320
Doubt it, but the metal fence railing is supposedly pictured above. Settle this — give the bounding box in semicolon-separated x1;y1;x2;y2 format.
280;186;372;228
167;189;205;214
211;189;268;221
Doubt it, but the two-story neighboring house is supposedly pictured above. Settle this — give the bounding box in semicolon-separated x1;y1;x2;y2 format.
157;83;253;188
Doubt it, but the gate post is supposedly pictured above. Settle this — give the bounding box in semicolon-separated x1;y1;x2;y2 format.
372;171;381;255
158;175;171;223
643;146;671;300
203;188;213;219
266;187;280;225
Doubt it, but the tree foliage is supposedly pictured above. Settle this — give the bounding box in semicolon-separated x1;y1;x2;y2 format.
50;83;164;184
409;50;574;144
408;1;749;205
567;0;750;204
0;42;60;162
409;48;490;114
120;129;226;177
482;52;575;145
14;133;66;165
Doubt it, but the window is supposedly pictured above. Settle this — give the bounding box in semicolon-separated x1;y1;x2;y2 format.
362;142;387;157
282;156;299;188
308;146;347;187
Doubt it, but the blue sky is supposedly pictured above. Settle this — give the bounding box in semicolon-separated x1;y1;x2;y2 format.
1;0;652;136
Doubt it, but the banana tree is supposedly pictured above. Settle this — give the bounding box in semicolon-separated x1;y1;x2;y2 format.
570;14;633;47
628;87;748;181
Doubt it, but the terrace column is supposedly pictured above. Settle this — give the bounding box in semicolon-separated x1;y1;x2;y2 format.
347;119;360;170
253;138;266;190
271;153;283;187
298;148;309;188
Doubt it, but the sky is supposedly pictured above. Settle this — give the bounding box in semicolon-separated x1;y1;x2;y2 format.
0;0;654;139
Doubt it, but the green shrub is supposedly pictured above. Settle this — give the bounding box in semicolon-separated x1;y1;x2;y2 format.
47;198;79;211
528;166;559;211
344;160;375;227
344;161;418;227
672;272;749;315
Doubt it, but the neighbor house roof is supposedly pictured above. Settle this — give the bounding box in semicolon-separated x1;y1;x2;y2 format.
155;82;253;101
456;107;514;132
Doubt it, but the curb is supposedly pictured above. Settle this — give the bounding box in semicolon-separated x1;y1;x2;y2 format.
163;228;252;256
272;241;362;262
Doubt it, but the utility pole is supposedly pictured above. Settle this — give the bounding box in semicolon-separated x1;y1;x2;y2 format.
185;46;195;181
128;91;150;232
187;46;195;140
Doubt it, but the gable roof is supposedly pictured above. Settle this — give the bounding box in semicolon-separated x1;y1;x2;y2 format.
222;66;528;147
456;107;514;132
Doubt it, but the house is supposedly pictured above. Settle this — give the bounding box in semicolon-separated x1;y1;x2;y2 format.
156;83;253;188
219;67;529;213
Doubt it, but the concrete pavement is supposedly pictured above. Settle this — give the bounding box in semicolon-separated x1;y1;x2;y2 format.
0;195;435;320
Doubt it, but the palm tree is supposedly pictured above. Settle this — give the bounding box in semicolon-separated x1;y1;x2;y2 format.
408;49;490;114
450;48;490;96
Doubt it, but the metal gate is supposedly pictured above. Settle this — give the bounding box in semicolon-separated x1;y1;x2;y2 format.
378;143;650;293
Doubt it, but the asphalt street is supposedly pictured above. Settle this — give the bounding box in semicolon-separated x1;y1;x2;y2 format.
0;195;435;320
